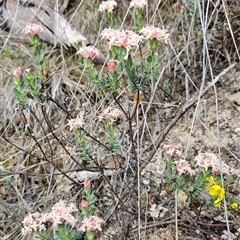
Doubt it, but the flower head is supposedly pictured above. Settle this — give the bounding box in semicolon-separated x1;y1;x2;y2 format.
101;28;143;52
70;34;87;45
99;107;123;121
195;153;230;175
77;46;101;60
195;153;217;170
163;144;181;158
174;159;195;176
78;216;104;232
140;26;169;42
211;160;230;175
22;212;46;236
44;200;78;228
206;176;225;208
13;67;22;79
68;117;84;131
230;202;238;210
99;0;117;12
22;23;44;37
107;59;120;73
130;0;147;9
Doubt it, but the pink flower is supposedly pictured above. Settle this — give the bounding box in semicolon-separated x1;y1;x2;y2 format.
107;59;120;73
84;178;91;190
101;28;143;51
163;144;181;158
140;26;169;42
212;162;230;175
175;159;195;176
78;216;104;232
77;46;101;60
99;0;117;12
130;0;147;9
195;153;217;170
70;34;87;44
195;153;230;175
13;67;22;79
22;23;44;37
22;212;46;236
99;107;123;121
44;200;78;228
68;117;84;131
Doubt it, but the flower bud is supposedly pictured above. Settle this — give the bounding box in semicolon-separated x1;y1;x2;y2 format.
13;67;22;79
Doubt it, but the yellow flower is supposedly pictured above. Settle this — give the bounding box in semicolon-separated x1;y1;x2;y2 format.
206;176;225;208
231;203;238;210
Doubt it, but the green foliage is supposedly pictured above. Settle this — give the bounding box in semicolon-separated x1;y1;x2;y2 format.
107;11;116;29
192;169;211;196
35;230;52;240
56;225;83;240
106;121;119;152
74;130;94;163
190;0;202;41
165;155;177;185
85;65;107;93
164;151;230;211
165;155;187;191
124;56;142;92
25;72;42;102
135;8;143;31
2;46;25;61
84;190;97;216
164;80;173;96
13;79;28;108
108;73;119;94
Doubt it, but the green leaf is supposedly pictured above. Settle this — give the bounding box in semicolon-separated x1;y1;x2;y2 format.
147;55;152;63
75;131;93;163
32;35;40;45
13;88;27;107
13;77;22;86
34;45;41;55
56;225;83;240
35;230;52;240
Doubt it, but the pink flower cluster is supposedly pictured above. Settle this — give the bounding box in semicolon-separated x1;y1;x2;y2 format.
22;23;44;37
22;200;78;236
174;159;195;176
77;46;101;60
101;28;143;52
68;116;84;131
195;153;230;175
99;107;123;121
44;200;78;228
22;212;46;236
70;34;87;45
163;144;181;158
99;0;117;12
140;26;169;42
78;216;104;232
130;0;147;9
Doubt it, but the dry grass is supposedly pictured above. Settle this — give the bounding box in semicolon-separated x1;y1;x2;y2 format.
1;0;240;239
